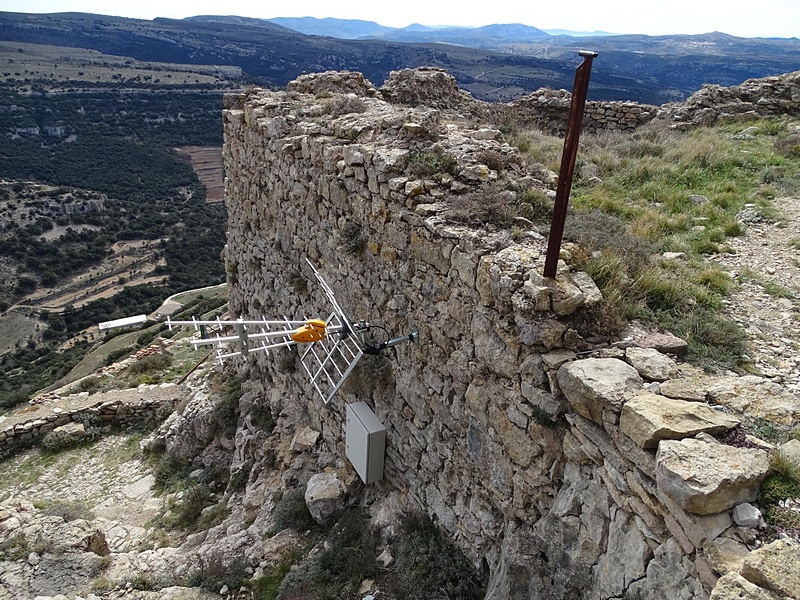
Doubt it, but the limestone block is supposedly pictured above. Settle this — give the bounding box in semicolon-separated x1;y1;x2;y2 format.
290;427;320;453
620;392;739;449
704;536;750;576
656;438;770;515
304;472;346;525
557;358;643;424
624;347;680;382
739;538;800;599
709;572;780;600
659;378;708;402
707;375;800;425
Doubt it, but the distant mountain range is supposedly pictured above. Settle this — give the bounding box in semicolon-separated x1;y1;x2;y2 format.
1;11;799;104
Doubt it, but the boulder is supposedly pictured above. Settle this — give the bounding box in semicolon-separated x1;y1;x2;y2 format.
739;538;800;598
304;472;346;525
656;439;770;515
778;438;800;464
557;358;643;424
707;375;800;425
732;503;763;529
620;393;740;449
624;347;680;382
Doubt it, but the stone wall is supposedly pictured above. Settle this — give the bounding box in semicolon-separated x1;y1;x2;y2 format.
0;385;184;450
220;70;797;599
508;88;660;133
670;70;800;129
505;70;800;134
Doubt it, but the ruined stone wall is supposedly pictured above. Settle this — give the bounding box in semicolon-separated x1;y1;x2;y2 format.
220;70;792;599
670;70;800;129
507;70;800;134
0;385;183;450
508;88;660;134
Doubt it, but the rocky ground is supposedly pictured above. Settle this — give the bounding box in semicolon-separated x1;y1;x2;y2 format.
710;195;800;393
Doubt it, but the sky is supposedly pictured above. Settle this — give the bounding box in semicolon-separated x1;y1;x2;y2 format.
1;0;799;38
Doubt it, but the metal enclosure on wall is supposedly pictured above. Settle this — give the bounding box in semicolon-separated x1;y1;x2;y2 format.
345;402;386;484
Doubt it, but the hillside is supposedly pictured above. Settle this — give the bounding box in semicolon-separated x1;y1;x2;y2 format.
0;10;776;104
261;16;800;96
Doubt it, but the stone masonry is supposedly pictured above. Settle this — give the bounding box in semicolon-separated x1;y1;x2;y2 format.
219;69;799;599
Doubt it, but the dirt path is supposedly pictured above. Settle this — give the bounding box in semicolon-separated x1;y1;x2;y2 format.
709;196;800;393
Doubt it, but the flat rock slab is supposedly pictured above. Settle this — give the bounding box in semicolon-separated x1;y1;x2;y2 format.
557;358;643;424
656;438;770;515
740;538;800;599
621;392;740;449
659;378;708;402
707;375;800;425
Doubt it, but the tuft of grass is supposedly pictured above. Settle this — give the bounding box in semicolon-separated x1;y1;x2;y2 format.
770;449;800;484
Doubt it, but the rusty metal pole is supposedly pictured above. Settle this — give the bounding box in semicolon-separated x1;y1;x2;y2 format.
543;50;598;279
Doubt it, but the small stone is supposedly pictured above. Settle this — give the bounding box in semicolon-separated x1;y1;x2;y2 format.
732;503;763;528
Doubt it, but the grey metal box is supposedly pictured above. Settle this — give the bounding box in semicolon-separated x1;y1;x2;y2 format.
345;402;386;484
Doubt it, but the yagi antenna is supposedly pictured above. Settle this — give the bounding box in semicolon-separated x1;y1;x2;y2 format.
165;259;417;403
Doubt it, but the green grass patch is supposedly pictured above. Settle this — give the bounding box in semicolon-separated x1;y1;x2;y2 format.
511;117;800;370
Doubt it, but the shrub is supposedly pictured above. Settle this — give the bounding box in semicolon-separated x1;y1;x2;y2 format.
279;508;378;599
408;150;458;177
323;95;367;117
173;483;212;529
391;511;485;600
339;222;366;255
210;375;243;438
775;134;800;158
271;488;316;533
127;352;172;375
187;553;249;593
39;500;95;522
